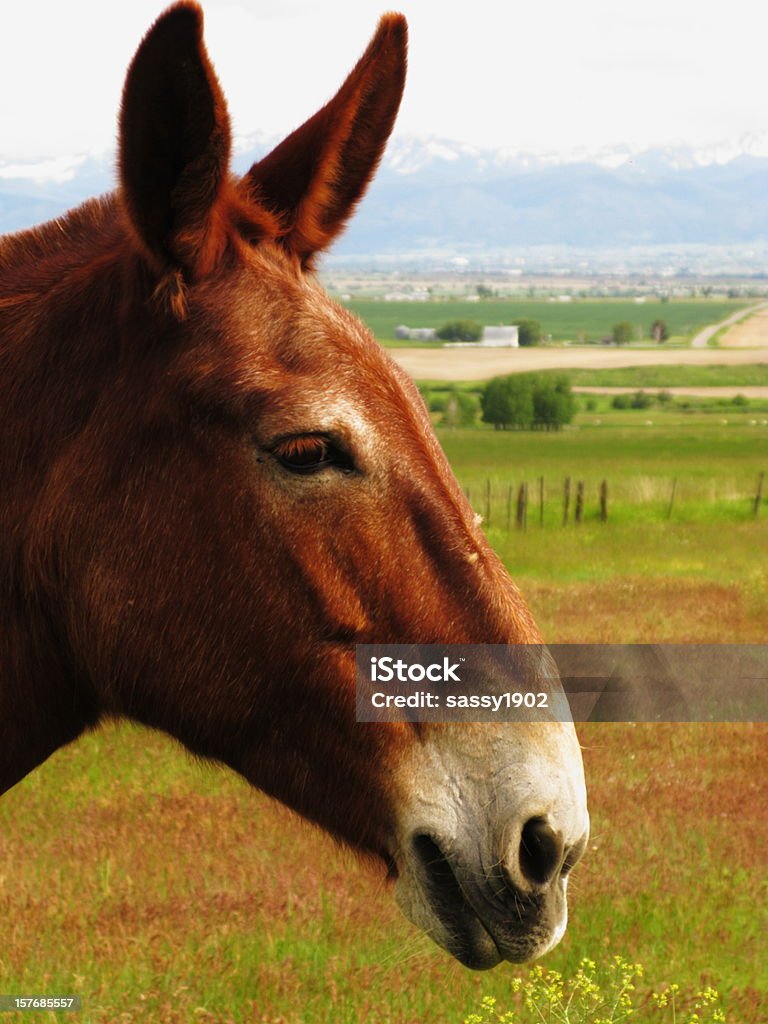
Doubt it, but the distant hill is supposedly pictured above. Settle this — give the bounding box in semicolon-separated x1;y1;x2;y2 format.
2;133;768;256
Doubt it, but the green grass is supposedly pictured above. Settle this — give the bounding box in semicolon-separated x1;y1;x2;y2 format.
437;416;768;530
341;298;750;344
548;364;768;388
418;364;768;391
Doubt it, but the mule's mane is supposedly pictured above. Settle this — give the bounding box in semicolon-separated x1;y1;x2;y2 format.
0;195;126;301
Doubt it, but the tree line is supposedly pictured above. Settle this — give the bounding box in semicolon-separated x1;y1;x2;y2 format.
435;318;669;345
420;373;576;430
481;373;575;430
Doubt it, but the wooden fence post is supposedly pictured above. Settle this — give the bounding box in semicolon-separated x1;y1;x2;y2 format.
563;477;571;526
516;483;526;530
575;480;584;524
754;472;765;517
599;479;608;522
539;476;544;528
667;478;677;520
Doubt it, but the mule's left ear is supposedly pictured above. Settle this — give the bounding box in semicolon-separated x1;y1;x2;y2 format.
244;13;407;265
119;2;231;278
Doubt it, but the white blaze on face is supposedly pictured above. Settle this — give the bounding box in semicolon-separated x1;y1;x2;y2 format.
538;876;569;958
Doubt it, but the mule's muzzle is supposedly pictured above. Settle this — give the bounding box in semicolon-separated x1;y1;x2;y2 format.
403;817;588;969
408;832;503;969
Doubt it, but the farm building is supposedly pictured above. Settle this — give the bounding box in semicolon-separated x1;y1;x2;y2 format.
445;324;519;349
395;325;437;340
481;325;519;347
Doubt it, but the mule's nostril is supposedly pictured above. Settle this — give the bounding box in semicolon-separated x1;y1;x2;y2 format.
519;817;565;887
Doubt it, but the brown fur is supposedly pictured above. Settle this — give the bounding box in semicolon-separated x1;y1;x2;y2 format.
0;4;542;866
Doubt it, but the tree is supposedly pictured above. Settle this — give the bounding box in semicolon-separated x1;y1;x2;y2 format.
436;319;482;342
651;319;669;343
612;321;633;345
481;374;573;431
506;378;535;428
443;388;479;427
481;376;528;428
517;318;542;347
532;375;576;430
480;377;509;428
480;375;532;429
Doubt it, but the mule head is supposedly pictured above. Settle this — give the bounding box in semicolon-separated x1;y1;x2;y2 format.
25;2;588;968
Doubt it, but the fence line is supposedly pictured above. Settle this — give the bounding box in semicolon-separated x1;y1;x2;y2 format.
459;472;767;529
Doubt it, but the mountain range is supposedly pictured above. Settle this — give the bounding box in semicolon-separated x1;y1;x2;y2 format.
2;132;768;258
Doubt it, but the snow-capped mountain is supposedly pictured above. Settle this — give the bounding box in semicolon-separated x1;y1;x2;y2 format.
2;132;768;254
378;132;768;176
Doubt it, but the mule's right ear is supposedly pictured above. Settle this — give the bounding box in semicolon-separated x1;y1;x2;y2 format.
119;2;231;281
243;14;407;267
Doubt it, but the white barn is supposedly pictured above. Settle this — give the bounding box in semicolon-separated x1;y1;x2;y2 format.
481;325;519;347
445;325;520;349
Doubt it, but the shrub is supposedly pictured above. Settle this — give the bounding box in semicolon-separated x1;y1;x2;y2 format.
612;394;632;410
517;319;542;347
436;319;483;342
631;390;653;409
612;321;634;345
443;388;479;427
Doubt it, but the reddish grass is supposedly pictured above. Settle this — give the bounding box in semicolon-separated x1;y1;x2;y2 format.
1;581;766;1023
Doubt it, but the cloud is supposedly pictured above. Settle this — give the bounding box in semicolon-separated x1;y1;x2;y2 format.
1;0;766;160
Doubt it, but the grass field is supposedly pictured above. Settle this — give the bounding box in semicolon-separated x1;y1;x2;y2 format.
519;363;768;388
437;412;768;530
1;414;766;1024
341;298;749;345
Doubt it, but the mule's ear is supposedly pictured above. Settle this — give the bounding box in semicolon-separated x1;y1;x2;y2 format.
119;2;231;277
244;13;407;265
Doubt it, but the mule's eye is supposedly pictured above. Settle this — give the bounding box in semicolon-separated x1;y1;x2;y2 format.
270;434;353;475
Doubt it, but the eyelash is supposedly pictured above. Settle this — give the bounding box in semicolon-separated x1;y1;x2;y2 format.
268;434;355;476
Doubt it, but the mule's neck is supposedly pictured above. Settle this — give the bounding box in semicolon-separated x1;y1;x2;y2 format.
0;196;135;793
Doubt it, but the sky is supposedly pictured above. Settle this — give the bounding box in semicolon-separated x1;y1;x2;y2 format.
1;0;767;161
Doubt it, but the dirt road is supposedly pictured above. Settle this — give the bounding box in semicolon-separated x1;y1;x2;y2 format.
389;344;768;382
720;304;768;347
690;302;768;348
